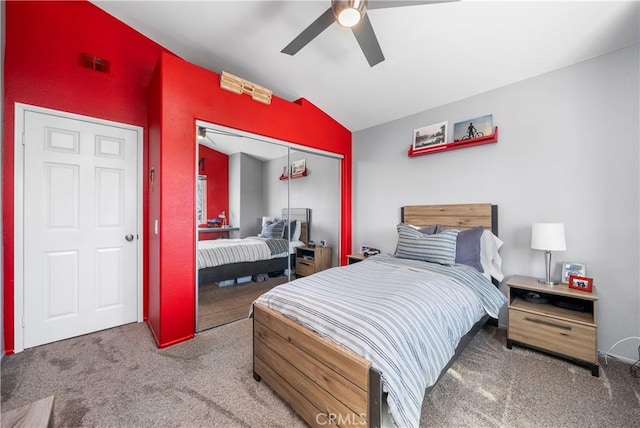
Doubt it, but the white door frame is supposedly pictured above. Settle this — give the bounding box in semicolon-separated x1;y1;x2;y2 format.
13;103;144;353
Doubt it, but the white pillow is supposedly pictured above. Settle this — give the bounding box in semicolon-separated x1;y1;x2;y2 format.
292;220;302;241
480;230;504;281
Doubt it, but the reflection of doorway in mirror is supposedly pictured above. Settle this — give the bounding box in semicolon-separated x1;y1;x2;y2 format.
197;175;207;225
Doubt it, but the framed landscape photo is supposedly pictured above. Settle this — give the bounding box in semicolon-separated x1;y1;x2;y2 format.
561;262;586;284
291;159;306;175
568;275;593;292
413;121;448;150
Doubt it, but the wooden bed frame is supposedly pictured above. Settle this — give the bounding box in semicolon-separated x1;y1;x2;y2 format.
253;203;498;427
198;208;310;286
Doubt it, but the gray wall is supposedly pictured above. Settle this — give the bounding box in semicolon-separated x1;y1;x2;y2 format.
229;153;265;238
262;151;289;220
228;153;240;237
289;151;341;267
352;45;640;361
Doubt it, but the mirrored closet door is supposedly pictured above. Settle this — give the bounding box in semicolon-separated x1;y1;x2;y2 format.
287;148;341;277
195;121;342;332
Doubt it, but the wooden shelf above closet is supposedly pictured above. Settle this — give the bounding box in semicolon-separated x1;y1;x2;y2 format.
408;126;498;157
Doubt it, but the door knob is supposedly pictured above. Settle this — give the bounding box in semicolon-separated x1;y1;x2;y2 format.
125;234;134;242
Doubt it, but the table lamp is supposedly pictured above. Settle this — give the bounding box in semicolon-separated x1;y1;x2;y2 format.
218;211;226;227
531;223;566;285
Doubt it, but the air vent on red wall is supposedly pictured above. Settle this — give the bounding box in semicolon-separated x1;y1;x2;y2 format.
78;52;111;73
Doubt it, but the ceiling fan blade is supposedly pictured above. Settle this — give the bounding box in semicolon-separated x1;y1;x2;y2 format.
282;7;336;55
367;0;458;10
351;14;385;67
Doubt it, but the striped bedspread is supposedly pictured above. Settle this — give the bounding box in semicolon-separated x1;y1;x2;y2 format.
252;253;506;428
197;237;288;270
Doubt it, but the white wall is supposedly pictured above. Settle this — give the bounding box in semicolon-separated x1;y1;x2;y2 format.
352;45;640;361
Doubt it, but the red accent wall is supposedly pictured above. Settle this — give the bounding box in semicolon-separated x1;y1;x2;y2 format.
2;0;170;353
198;145;229;226
149;53;351;347
3;1;352;352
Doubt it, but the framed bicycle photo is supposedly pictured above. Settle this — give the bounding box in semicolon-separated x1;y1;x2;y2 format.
561;262;586;284
453;114;493;142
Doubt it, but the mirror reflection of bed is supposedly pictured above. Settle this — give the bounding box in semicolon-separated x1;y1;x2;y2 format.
197;209;310;329
195;122;341;331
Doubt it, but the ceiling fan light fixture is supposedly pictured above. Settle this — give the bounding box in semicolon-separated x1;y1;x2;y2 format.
332;0;367;28
338;8;360;27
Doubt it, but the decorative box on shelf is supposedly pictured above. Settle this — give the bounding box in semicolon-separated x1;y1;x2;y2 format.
408;126;498;157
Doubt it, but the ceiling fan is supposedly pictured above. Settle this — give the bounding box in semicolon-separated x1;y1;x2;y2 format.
281;0;456;67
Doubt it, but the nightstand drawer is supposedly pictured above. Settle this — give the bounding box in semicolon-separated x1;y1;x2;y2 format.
509;309;596;363
296;259;315;277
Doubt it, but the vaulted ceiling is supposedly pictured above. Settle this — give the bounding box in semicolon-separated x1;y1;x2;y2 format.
92;1;640;131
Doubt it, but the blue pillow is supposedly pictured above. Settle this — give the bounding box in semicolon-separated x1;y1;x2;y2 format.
395;224;458;265
454;226;485;272
282;220;297;239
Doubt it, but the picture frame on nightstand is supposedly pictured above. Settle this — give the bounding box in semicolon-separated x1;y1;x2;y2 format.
568;275;593;292
561;262;586;284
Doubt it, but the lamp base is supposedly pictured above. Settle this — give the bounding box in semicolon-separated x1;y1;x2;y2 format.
538;278;558;286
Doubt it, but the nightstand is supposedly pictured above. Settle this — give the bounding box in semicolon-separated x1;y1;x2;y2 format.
296;246;332;277
347;253;366;264
506;275;599;376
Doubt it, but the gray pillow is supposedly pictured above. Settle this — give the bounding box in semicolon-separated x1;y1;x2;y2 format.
261;220;286;239
417;224;444;235
395;224;458;265
454;226;485;272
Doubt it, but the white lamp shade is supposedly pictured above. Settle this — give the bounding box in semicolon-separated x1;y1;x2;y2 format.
531;223;566;251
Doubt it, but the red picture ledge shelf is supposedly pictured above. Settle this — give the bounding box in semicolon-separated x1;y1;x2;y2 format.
408;126;498;157
279;170;308;180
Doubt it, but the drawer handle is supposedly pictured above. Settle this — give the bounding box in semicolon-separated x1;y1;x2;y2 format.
524;316;572;331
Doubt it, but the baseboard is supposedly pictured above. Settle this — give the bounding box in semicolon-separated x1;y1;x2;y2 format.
598;350;637;365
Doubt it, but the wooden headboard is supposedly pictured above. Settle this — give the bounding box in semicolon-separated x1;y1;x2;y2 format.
282;208;311;244
401;203;498;235
402;203;500;294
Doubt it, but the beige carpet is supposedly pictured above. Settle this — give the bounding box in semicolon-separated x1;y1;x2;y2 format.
198;276;287;331
2;320;638;427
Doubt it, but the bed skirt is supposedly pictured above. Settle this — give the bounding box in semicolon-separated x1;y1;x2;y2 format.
198;254;294;286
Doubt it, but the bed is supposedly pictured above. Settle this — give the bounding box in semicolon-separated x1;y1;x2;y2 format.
251;203;506;427
198;208;310;285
